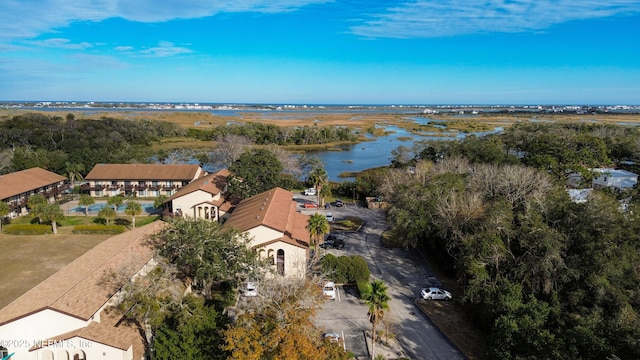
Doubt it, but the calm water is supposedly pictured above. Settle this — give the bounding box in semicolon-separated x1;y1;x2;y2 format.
309;122;503;181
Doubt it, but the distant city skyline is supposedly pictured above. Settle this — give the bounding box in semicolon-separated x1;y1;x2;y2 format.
1;1;639;105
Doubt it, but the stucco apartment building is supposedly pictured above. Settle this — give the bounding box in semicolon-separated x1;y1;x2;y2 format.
0;221;165;360
0;167;68;218
82;164;205;198
224;187;311;279
162;169;235;222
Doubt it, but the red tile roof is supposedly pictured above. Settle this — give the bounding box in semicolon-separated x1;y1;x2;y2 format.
0;167;67;200
164;169;230;202
85;164;203;181
224;188;310;248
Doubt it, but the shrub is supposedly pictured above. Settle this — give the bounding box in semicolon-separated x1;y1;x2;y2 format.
320;254;370;284
72;225;127;234
356;280;372;298
346;255;371;283
3;224;52;235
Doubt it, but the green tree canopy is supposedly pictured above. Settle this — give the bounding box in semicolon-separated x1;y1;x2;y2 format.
228;148;286;200
157;218;264;299
78;194;94;216
98;206;116;225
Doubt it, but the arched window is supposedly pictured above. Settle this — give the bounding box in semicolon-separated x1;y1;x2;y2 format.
277;249;285;276
267;249;275;265
72;350;87;360
57;350;70;360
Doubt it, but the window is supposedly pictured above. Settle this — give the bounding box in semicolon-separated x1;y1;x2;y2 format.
277;249;285;276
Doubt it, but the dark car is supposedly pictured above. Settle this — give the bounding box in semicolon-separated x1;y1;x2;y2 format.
334;199;344;207
320;238;345;250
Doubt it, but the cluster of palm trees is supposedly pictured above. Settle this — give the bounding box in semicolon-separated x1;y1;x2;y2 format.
78;194;143;228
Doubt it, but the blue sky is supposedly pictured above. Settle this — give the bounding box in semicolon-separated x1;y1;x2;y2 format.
1;0;639;105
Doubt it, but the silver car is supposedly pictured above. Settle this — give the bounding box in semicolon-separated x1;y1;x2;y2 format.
420;287;452;300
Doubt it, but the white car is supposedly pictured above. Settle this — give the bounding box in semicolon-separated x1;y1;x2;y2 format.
304;188;317;196
323;281;336;300
326;212;334;222
323;332;340;343
244;282;258;297
420;287;452;300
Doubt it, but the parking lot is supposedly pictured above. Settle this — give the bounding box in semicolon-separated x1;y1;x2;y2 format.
295;193;465;360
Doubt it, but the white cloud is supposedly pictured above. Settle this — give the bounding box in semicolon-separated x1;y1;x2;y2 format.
349;0;640;38
0;0;332;41
114;45;134;51
139;41;192;57
30;38;93;49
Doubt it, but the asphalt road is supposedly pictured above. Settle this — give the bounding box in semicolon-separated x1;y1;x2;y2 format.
303;197;466;360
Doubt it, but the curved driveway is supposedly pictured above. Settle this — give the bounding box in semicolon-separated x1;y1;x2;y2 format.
310;202;465;360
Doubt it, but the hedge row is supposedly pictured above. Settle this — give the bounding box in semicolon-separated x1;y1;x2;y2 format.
320;254;371;284
3;224;52;235
72;225;127;234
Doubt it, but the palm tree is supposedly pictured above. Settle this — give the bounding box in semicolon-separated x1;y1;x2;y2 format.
306;213;329;262
308;167;328;207
78;194;94;216
99;206;116;225
65;162;85;188
39;203;64;234
27;194;47;223
362;279;390;360
0;201;10;234
125;200;143;229
107;194;125;212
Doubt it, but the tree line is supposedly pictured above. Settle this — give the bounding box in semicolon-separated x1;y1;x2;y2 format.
380;122;640;359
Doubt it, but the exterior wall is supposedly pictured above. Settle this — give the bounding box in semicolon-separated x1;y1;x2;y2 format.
32;338;133;360
87;179;190;198
246;226;283;248
247;225;308;278
0;310;88;360
257;241;308;279
1;180;69;218
171;190;220;221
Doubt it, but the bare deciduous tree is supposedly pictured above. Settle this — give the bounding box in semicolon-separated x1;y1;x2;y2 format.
210;134;253;168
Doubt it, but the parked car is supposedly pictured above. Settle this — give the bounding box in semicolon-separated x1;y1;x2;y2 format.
326;233;337;241
323;332;340;343
420;287;452;300
326;212;334;222
320;238;345;250
303;202;318;208
323;281;336;300
334;199;344;207
244;282;258;297
304;188;317;196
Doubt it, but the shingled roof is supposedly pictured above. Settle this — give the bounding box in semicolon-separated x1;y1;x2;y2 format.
0;221;166;326
85;164;203;181
224;187;310;248
0;167;67;200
